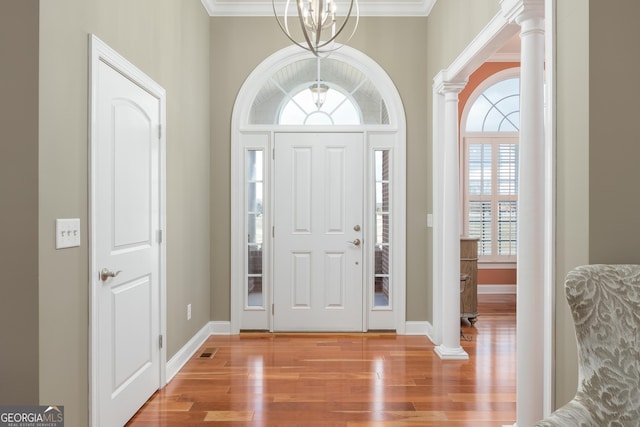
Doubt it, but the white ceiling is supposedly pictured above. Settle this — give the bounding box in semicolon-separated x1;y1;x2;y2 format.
201;0;438;17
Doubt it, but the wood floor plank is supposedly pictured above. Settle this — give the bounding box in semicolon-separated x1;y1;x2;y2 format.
126;294;516;426
203;411;254;421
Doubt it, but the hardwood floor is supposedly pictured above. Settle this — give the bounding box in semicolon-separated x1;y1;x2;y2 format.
127;294;516;426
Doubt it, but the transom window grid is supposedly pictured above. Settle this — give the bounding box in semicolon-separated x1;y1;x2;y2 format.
249;57;390;125
466;77;520;133
279;84;362;125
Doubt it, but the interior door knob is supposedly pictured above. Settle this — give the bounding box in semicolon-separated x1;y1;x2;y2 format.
100;268;122;282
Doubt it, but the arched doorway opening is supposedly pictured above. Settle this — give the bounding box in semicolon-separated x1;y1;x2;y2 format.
460;68;521;295
431;1;555;423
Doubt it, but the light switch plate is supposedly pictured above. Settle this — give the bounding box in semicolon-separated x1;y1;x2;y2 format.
56;218;81;249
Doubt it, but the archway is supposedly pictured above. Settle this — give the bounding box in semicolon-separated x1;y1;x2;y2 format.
431;1;555;424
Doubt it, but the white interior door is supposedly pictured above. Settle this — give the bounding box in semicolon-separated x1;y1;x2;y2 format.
93;50;162;426
274;132;364;331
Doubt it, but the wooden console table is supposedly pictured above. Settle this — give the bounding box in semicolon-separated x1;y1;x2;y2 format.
460;237;479;324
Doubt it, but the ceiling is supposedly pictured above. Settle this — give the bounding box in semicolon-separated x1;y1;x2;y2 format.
201;0;438;17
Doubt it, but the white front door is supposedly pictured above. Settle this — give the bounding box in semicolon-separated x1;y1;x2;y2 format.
273;132;364;331
93;46;163;426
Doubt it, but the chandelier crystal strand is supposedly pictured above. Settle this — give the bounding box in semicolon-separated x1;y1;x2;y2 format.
273;0;359;57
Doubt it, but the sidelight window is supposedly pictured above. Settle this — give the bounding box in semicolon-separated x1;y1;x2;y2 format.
374;150;391;308
246;150;264;307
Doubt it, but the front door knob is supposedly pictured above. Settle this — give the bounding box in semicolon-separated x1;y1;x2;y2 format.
347;238;361;247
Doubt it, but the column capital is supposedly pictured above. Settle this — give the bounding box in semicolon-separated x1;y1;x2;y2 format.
433;70;467;95
500;0;544;25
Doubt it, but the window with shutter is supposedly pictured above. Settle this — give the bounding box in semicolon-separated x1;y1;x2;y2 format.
462;74;519;263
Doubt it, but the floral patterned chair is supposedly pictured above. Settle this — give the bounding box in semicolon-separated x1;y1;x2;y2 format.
535;264;640;426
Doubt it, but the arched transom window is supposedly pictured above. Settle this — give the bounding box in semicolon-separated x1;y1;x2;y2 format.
250;57;389;125
466;77;520;132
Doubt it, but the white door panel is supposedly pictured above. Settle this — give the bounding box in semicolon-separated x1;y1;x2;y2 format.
274;133;363;331
112;101;153;248
94;56;161;426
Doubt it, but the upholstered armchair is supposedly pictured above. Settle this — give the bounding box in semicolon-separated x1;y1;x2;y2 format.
535;264;640;426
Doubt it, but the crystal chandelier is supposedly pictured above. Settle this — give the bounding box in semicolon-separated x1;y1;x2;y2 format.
272;0;359;57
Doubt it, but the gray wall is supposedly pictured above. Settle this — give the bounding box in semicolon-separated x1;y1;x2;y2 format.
426;0;500;72
38;1;211;425
589;0;640;264
0;0;39;404
554;0;589;408
209;17;287;322
209;17;431;322
554;0;640;408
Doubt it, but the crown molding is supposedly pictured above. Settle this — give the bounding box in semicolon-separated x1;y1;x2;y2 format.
201;0;437;17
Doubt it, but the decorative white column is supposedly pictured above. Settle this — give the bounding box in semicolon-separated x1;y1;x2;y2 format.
434;76;468;360
502;0;546;425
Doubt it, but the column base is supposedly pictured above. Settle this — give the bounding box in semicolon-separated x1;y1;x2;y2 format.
434;344;469;360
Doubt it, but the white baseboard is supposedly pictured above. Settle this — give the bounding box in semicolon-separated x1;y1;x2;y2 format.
166;321;232;383
404;321;433;336
209;321;232;335
478;284;517;294
165;322;211;383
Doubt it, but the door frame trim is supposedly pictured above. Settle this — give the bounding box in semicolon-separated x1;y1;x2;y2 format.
230;45;407;334
88;34;167;426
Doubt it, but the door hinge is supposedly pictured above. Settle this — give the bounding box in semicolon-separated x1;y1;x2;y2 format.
272;148;275;160
272;304;274;315
157;230;163;244
159;335;163;349
272;226;275;238
158;124;162;139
